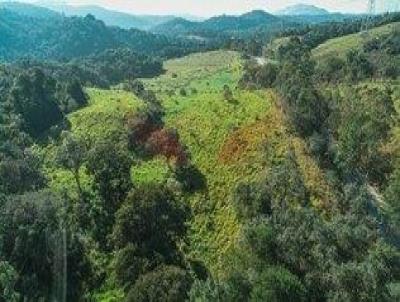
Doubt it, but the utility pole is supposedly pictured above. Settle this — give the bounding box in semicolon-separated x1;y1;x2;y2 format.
368;0;376;15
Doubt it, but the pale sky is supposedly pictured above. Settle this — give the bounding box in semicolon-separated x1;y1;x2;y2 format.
21;0;375;16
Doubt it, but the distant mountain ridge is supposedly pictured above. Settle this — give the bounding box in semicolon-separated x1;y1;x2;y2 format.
39;4;176;30
0;1;60;19
152;10;281;36
277;4;330;16
0;8;206;62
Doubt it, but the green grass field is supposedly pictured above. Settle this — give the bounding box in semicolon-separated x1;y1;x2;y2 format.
69;88;143;145
312;22;400;60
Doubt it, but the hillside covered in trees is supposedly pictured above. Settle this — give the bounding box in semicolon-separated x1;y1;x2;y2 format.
0;9;208;61
0;3;400;302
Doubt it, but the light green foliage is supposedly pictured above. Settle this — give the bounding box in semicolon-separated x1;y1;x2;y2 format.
69;88;143;145
93;289;125;302
131;157;173;185
143;50;242;94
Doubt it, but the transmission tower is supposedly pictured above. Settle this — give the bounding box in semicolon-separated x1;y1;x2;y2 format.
368;0;377;15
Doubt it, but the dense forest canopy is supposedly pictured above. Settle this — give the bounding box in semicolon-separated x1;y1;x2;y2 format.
0;2;400;301
0;9;208;62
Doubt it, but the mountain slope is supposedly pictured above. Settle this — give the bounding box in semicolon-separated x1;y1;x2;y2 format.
277;4;330;16
0;9;205;61
40;4;175;30
0;1;60;19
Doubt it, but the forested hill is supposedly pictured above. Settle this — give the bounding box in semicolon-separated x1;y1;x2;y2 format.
152;10;282;37
0;1;60;19
0;9;207;62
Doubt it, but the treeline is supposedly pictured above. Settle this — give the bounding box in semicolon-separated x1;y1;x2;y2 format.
16;48;164;88
0;67;87;137
0;11;209;62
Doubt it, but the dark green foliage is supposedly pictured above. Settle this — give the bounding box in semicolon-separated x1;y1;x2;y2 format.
112;184;190;289
56;132;87;199
9;68;64;137
124;79;164;121
242;218;277;263
125;265;192;302
327;244;400;302
315;56;346;83
234;153;309;219
0;261;20;302
229;135;400;301
86;141;133;223
57;78;88;113
364;28;400;55
124;79;146;96
267;153;308;207
153;10;279;39
223;84;234;101
336;86;395;182
77;48;163;86
277;36;311;63
189;273;251;302
273;38;330;137
250;267;306;302
16;49;163;88
175;164;207;193
237;185;399;301
0;191;91;301
0;148;45;195
0;10;206;62
233;182;272;220
179;88;187;97
345;50;374;82
385;164;400;242
254;63;278;88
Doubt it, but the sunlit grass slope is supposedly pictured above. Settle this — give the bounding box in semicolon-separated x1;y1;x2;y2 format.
70;88;143;144
312;22;400;60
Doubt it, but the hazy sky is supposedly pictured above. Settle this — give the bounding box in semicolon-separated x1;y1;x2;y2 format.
25;0;370;16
